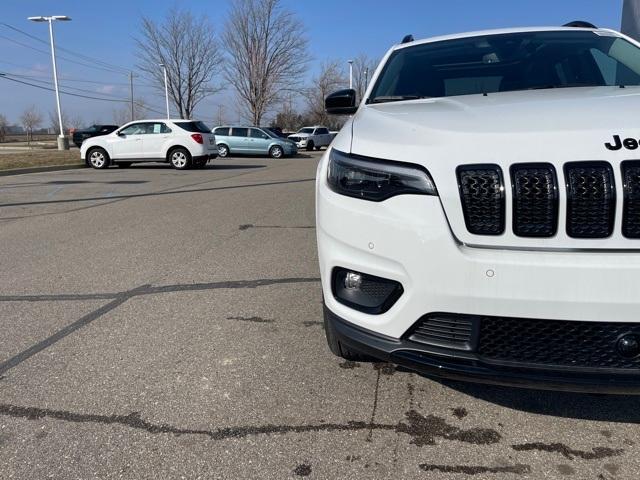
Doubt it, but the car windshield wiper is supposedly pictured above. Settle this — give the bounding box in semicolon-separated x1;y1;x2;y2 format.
527;83;603;90
369;95;427;104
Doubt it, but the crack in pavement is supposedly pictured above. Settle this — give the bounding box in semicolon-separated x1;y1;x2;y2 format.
512;442;625;460
0;277;321;303
419;464;532;475
0;405;501;447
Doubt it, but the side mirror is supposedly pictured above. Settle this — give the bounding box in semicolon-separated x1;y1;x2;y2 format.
117;131;125;137
325;89;357;115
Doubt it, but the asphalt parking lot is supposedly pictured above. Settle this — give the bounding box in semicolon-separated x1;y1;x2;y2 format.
0;152;639;479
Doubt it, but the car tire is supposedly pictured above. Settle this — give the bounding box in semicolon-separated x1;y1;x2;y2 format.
169;147;191;170
117;162;132;168
87;148;110;169
315;146;322;151
217;144;229;158
306;141;315;151
269;145;284;159
323;306;373;362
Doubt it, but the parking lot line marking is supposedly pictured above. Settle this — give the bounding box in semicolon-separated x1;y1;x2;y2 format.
0;284;150;376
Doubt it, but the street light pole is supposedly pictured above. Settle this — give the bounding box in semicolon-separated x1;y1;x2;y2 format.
28;15;71;150
348;60;354;89
159;63;170;119
129;72;136;122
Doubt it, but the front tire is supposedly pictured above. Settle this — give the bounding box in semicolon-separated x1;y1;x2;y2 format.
169;147;191;170
217;144;229;158
269;145;284;159
87;148;110;169
306;141;315;152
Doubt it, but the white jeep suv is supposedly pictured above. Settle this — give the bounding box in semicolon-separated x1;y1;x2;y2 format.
318;23;640;393
81;119;217;170
288;126;333;151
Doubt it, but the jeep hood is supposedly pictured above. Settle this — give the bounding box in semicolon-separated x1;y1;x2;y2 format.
349;86;640;250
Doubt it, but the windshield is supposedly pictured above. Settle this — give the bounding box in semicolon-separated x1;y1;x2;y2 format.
298;128;314;134
261;128;280;138
369;30;640;102
174;121;211;133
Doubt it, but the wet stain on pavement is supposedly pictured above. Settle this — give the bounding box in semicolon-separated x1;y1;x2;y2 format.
339;360;360;369
239;224;254;230
512;442;624;460
226;316;274;324
451;407;468;419
373;363;396;375
396;410;501;447
0;404;500;448
556;464;575;475
419;464;531;475
293;464;312;477
600;430;613;439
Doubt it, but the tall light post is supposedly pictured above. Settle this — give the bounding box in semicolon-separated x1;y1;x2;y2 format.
28;15;71;150
159;63;170;119
348;60;354;89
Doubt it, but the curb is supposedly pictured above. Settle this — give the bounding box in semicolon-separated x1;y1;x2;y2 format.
0;164;85;177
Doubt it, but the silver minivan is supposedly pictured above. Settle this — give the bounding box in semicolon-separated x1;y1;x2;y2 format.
213;126;298;158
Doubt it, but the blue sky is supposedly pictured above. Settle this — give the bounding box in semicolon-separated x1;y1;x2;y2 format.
0;0;624;126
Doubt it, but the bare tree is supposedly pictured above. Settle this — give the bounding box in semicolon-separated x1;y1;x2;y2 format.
112;99;149;125
20;106;43;143
352;53;379;102
223;0;309;125
304;60;347;126
136;8;222;119
0;114;7;143
68;114;84;130
48;110;70;134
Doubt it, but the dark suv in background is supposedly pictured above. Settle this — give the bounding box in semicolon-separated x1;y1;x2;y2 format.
72;124;119;148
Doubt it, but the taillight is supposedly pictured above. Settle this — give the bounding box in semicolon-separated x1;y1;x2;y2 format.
191;133;204;144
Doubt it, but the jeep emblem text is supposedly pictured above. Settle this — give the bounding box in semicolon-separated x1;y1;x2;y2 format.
605;134;639;151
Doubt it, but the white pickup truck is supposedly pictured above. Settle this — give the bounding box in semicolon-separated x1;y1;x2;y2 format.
288;126;334;151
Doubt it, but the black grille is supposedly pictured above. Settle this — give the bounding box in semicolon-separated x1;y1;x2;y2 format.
478;316;640;370
564;162;615;238
407;314;478;351
457;165;505;235
511;164;558;237
622;160;640;238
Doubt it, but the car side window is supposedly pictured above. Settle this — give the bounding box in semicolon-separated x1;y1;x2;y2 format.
317;128;329;135
250;128;269;139
119;123;146;135
232;127;248;137
215;127;230;136
145;123;171;134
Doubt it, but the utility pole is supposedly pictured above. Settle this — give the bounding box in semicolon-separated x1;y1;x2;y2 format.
129;72;136;121
28;15;71;150
159;63;170;119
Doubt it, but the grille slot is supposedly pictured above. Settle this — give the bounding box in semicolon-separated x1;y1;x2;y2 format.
478;315;640;370
511;164;558;237
407;314;478;351
622;160;640;238
564;162;615;238
457;165;505;235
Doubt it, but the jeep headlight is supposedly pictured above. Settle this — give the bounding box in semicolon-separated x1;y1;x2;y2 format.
327;149;437;201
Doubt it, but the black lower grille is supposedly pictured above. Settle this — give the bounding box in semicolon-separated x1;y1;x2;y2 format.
564;162;615;238
511;163;558;237
457;165;505;235
622;160;640;238
478;316;640;370
407;314;478;350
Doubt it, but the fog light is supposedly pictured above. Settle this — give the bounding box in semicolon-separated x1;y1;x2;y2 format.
332;268;403;315
344;272;362;289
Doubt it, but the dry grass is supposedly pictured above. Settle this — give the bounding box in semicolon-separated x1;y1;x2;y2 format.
0;149;82;171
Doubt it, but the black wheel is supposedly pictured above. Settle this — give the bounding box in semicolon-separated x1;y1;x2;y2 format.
306;141;315;151
217;144;229;158
169;147;191;170
117;162;132;168
323;307;373;361
269;145;284;159
315;146;322;151
87;148;110;169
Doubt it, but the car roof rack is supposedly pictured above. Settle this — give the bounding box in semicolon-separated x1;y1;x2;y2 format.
401;34;414;44
563;20;597;29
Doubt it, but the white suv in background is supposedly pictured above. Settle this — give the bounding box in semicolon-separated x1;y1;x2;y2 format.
81;119;217;170
318;23;640;393
288;126;333;151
